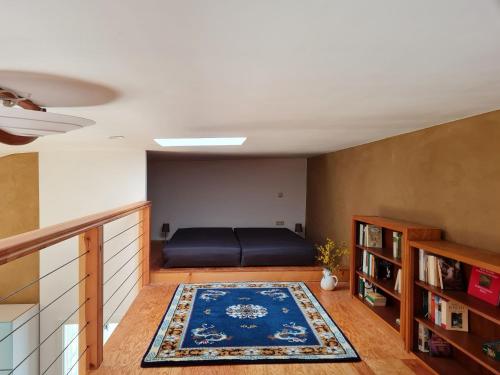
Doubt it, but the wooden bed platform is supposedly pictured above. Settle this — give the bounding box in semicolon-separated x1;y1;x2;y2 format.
150;240;348;284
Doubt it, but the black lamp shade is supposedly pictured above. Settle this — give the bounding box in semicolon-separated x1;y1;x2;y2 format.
295;223;303;233
162;223;170;233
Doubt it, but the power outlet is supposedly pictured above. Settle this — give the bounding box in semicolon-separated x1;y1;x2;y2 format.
275;220;285;226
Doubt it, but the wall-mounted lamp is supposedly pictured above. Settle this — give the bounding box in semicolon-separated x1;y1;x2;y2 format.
161;223;170;241
295;223;303;234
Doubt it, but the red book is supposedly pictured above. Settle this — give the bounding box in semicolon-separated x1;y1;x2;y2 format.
467;267;500;306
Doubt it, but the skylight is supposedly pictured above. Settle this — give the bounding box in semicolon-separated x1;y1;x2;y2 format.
154;137;247;147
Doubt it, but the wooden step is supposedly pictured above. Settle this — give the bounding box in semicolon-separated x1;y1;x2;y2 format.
151;265;347;284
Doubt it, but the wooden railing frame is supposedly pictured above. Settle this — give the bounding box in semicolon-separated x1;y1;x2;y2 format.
0;201;151;265
0;200;151;373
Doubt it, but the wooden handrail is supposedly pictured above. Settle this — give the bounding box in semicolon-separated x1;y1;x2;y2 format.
0;201;151;265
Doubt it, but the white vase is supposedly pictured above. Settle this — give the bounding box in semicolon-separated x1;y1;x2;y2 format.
320;269;339;291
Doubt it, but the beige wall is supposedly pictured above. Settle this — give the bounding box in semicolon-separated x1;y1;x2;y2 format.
0;153;40;303
306;110;500;255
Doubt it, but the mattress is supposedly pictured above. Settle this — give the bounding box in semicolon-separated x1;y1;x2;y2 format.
235;228;315;266
163;227;241;268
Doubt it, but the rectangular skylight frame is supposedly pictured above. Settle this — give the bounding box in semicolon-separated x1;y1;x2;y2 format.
154;137;247;147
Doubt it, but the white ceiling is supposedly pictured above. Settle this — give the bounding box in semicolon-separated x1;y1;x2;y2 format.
1;0;500;157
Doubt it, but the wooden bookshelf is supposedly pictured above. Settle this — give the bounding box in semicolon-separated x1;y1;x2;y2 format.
408;240;500;375
350;216;441;343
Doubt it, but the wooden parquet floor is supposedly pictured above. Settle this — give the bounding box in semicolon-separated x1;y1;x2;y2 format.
91;282;432;375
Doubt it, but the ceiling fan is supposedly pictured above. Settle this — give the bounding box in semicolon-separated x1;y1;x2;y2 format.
0;87;95;145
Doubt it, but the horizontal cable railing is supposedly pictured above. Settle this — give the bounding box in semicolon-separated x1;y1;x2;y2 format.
0;201;151;375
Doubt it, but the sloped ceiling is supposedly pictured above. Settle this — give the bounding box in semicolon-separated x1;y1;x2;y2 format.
1;0;500;156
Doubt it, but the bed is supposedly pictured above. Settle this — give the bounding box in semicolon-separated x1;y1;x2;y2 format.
235;227;316;266
162;227;241;268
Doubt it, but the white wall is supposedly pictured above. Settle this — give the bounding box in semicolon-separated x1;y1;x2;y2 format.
147;158;307;240
37;150;146;374
39;150;146;223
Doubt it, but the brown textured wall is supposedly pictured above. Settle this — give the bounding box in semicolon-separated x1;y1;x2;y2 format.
306;110;500;255
0;153;40;303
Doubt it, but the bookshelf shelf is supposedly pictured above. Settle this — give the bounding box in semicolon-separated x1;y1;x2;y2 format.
355;295;400;331
415;280;500;325
350;215;441;344
356;270;401;300
415;316;500;374
413;352;472;375
408;240;500;375
355;245;402;267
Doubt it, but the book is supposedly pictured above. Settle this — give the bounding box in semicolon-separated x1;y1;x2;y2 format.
441;299;448;329
482;340;500;361
437;257;464;290
467;266;500;306
365;225;382;248
418;323;430;352
365;298;386;307
437;261;444;289
365;291;386;302
429;335;453;357
434;295;441;327
429;292;435;323
358;277;365;298
394;269;401;293
368;254;372;276
358;223;365;245
445;300;468;332
362;250;368;274
423;291;429;319
392;232;402;259
427;255;441;288
365;254;376;277
418;249;427;282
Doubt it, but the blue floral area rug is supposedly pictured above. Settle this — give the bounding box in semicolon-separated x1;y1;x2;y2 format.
141;282;360;367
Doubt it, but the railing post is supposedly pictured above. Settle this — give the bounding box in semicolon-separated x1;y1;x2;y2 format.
79;226;104;370
140;206;151;286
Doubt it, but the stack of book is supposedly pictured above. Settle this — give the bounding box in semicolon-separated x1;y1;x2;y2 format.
418;250;464;290
423;291;469;331
358;223;382;248
362;250;376;277
365;291;387;307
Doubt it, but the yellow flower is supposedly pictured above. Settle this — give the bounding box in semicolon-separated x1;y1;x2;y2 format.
315;238;349;276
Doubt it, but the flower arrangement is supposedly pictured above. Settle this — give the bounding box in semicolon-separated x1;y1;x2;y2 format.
316;238;349;276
